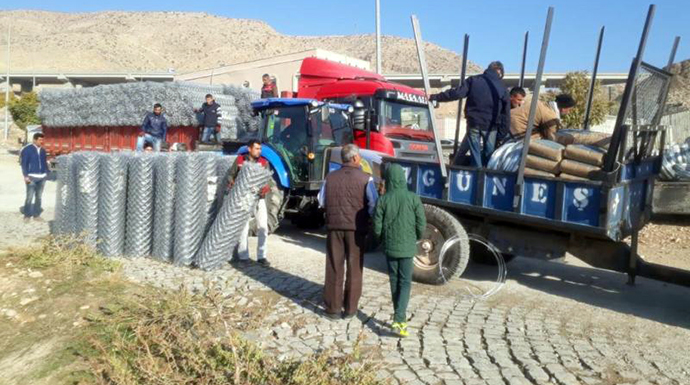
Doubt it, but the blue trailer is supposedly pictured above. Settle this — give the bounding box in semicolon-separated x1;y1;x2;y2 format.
376;4;690;286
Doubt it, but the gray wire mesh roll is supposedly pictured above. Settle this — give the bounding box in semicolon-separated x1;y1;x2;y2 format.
214;155;237;209
97;153;130;257
53;154;76;235
151;154;178;262
173;153;207;266
197;161;271;271
74;152;101;247
203;153;221;232
124;154;156;257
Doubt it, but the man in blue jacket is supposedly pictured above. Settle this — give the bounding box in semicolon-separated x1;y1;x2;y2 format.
194;94;222;144
430;61;511;167
20;133;49;221
137;103;168;151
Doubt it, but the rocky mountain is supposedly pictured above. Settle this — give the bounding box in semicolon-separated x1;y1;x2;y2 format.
0;10;480;75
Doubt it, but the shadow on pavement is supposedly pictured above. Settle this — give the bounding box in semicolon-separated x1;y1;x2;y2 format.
497;256;690;329
276;223;690;329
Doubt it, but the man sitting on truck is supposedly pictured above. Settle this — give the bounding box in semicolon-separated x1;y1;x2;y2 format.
137;103;168;152
510;93;576;141
194;94;222;144
429;61;511;167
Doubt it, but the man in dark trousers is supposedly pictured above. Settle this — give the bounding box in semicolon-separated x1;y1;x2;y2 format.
20;133;49;222
318;144;378;319
137;103;168;151
194;94;222;144
260;74;278;98
430;61;511;167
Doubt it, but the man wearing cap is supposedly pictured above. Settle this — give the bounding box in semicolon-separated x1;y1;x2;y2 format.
429;61;511;167
510;93;576;141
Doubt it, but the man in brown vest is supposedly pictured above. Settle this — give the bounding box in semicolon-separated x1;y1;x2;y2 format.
318;144;378;319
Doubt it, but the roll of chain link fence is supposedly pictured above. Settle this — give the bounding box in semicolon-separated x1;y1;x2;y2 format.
151;153;178;262
197;161;271;271
74;152;101;247
124;154;156;257
173;153;207;266
53;154;77;235
97;153;130;257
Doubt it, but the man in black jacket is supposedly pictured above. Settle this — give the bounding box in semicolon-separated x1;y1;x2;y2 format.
195;94;221;144
430;61;511;167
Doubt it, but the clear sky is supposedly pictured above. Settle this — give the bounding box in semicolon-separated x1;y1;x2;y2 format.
1;0;688;73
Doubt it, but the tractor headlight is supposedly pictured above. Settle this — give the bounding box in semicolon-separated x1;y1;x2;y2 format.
310;100;319;108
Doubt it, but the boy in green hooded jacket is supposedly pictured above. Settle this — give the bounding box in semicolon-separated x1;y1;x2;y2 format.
373;164;426;337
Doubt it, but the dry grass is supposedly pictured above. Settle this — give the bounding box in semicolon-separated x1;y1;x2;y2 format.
83;285;386;385
1;237;386;385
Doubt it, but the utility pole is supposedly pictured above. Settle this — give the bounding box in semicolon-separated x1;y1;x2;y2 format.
375;0;382;74
3;23;10;141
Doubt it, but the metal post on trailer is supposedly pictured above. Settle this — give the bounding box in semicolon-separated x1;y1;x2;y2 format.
665;36;680;70
519;31;529;88
452;34;470;161
512;7;554;212
583;26;605;131
603;4;655;173
411;14;448;179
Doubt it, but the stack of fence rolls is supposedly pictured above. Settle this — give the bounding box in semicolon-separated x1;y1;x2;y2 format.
525;139;564;177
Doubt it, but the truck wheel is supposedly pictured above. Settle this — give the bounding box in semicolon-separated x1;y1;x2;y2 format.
249;184;286;235
413;204;470;285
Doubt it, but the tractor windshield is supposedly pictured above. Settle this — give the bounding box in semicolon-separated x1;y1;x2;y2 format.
262;105;353;182
378;100;435;142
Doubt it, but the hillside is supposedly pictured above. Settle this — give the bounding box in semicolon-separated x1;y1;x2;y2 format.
668;58;690;109
0;10;481;75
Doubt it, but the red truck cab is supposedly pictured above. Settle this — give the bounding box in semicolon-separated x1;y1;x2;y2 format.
296;58;438;161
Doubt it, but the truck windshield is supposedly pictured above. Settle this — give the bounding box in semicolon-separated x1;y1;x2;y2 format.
378;100;434;142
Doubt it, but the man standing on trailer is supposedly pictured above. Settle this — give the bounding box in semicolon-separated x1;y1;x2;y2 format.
137;103;168;152
318;144;378;320
20;133;49;222
194;94;222;144
430;61;511;167
229;139;271;266
261;74;278;98
510;93;576;140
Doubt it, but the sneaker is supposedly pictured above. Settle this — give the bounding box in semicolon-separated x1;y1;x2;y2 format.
391;322;409;338
257;258;270;267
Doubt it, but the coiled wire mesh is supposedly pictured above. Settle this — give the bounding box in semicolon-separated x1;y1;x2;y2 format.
97;153;130;257
53;154;76;235
124;154;156;257
197;161;271;271
151;154;178;262
74;152;101;247
173;153;207;266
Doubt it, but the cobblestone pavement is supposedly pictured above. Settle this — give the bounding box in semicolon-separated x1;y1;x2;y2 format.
121;225;690;385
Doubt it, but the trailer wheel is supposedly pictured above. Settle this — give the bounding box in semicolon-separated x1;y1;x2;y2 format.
413;204;470;285
249;184;286;235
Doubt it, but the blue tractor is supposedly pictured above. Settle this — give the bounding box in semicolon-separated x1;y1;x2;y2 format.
234;98;383;232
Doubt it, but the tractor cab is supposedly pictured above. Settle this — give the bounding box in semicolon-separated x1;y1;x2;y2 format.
251;98;355;191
